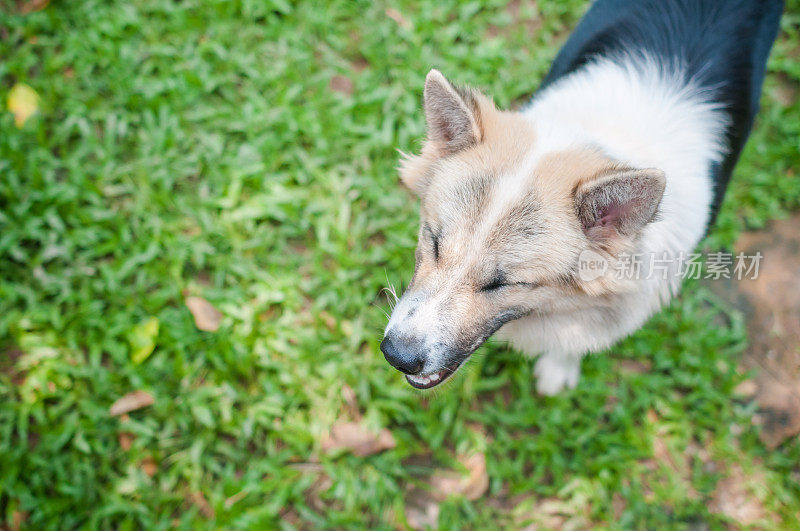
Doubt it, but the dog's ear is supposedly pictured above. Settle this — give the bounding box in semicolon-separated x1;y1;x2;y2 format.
399;70;484;194
423;69;483;155
575;168;666;247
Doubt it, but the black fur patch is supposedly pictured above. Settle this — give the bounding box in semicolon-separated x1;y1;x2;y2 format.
537;0;783;229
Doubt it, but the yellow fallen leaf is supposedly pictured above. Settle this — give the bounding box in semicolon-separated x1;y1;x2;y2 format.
185;296;223;332
321;420;396;457
129;317;159;364
7;83;40;127
109;390;154;416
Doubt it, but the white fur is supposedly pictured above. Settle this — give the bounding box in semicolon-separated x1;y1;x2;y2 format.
497;53;729;394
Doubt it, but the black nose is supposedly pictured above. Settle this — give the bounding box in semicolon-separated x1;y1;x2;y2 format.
380;334;423;375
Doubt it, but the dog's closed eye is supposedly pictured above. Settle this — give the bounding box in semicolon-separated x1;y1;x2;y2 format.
480;273;541;293
480;272;508;292
424;223;441;262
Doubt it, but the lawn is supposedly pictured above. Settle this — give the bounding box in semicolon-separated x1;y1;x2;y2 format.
1;0;799;528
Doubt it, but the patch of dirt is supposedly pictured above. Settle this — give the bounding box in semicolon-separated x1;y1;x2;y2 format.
770;72;799;107
320;420;396;457
707;213;800;448
708;463;769;526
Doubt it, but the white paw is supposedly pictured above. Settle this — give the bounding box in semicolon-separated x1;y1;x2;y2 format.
534;354;581;396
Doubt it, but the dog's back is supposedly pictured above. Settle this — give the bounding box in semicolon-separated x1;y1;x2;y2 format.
540;0;784;224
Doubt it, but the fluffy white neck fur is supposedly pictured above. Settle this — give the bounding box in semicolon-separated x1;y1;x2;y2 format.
524;54;729;270
497;55;731;394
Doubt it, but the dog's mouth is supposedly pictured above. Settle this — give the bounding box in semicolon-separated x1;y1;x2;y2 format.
405;362;462;389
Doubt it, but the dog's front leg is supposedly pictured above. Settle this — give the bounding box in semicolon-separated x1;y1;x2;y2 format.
534;351;583;396
498;315;591;395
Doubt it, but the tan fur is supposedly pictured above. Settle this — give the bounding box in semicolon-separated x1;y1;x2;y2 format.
408;109;634;302
400;90;535;195
534;149;622;196
530;149;643;296
391;72;665;371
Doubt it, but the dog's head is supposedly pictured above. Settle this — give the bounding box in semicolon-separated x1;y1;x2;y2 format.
382;70;665;389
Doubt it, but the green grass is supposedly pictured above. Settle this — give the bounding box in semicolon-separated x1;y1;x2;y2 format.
1;0;799;528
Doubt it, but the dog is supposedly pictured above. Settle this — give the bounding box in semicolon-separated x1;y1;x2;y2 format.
381;0;784;394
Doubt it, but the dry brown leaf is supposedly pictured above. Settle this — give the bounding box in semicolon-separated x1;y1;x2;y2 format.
351;57;369;73
278;507;301;526
190;491;216;519
734;379;758;398
305;473;333;512
11;510;28;531
118;432;135;451
430;452;488;501
141;456;158;477
318;310;338;331
110;390;154;416
341;383;361;420
386;7;412;29
612;492;627;520
617;359;652;374
512;496;574;529
224;490;247;509
321;420;396;457
185;296;223;332
534;498;571;528
18;0;49;14
405;490;440;530
329;75;354;95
